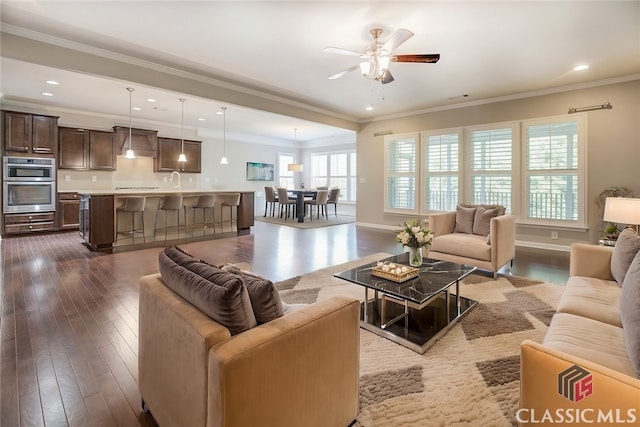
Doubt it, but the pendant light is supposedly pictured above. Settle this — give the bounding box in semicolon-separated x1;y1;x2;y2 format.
177;98;187;163
220;106;228;165
287;128;303;171
124;87;136;159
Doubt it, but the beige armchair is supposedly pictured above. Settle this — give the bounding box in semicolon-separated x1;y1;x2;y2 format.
138;273;360;427
428;205;515;278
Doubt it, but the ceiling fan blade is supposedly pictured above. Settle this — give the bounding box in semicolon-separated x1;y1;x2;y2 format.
380;70;394;85
381;29;414;53
328;64;359;80
392;54;440;63
323;46;363;57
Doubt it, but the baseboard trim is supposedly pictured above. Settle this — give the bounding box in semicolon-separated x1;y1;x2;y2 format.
355;222;398;231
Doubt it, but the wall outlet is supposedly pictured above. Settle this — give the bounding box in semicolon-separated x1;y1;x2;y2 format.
360;177;366;183
91;176;97;182
551;231;559;240
65;175;70;182
189;177;193;183
163;177;167;182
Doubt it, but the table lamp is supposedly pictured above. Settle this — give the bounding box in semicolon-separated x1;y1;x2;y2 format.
603;197;640;233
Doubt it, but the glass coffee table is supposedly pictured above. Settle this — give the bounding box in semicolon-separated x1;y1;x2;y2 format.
334;253;477;354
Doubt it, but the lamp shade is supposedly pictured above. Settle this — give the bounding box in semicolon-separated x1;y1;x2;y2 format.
603;197;640;225
288;163;303;172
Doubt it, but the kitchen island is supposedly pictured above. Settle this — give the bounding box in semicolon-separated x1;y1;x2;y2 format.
77;189;254;250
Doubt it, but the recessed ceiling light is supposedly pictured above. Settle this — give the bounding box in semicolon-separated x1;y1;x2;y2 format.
198;117;205;121
573;65;589;71
42;92;53;97
216;111;224;115
133;107;141;111
146;98;156;103
46;80;59;85
365;105;374;111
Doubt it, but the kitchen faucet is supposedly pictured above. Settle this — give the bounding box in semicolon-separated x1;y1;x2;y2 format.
170;170;181;189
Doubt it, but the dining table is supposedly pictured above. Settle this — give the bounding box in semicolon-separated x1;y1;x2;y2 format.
288;189;318;222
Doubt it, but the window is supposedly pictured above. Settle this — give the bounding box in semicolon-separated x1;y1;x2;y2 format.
422;130;460;212
383;114;587;228
277;153;295;188
523;116;586;226
468;125;515;212
310;151;357;202
385;135;417;212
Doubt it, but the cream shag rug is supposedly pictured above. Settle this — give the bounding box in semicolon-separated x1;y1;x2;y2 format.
275;253;564;427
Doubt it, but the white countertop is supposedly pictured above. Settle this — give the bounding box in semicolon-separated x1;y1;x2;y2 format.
74;189;254;196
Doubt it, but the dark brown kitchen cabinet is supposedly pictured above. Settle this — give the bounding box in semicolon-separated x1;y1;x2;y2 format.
154;137;201;173
58;127;88;169
3;111;58;157
3;212;56;234
79;194;115;250
58;192;80;230
58;127;116;170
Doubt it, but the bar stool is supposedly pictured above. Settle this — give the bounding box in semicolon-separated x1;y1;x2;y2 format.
188;194;216;235
218;193;241;232
116;196;146;243
154;195;183;240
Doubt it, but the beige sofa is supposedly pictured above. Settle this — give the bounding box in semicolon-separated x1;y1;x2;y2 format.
428;205;515;278
520;243;640;425
139;272;360;427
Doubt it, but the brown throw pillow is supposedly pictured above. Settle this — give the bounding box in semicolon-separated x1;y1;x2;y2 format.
222;265;284;324
159;251;257;335
473;207;500;237
453;205;476;234
611;228;640;285
620;250;640;377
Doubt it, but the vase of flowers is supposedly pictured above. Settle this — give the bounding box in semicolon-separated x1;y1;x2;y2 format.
396;219;433;267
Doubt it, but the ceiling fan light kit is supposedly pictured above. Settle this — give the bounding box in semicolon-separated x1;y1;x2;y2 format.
325;28;440;85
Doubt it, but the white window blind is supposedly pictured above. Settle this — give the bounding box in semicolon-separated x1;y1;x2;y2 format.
525;120;580;222
423;132;460;212
310;151;356;202
469;127;513;211
385;135;417;212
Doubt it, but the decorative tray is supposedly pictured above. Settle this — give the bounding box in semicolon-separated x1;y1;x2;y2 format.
371;262;420;283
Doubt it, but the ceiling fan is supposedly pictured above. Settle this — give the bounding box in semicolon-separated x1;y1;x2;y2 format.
324;28;440;84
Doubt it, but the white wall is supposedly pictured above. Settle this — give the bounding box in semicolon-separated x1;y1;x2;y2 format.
355;78;640;247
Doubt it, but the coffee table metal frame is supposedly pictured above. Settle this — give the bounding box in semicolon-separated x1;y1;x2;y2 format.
334;253;477;354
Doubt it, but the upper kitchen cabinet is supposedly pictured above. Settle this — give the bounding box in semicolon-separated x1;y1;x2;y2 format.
58;127;116;170
154;137;202;173
3;111;58;157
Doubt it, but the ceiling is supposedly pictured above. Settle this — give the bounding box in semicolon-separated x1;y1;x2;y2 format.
1;1;639;145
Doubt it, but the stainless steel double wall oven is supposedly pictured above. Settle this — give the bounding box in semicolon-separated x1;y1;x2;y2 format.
3;156;56;213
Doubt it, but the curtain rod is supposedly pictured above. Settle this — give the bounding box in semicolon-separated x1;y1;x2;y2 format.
568;102;612;114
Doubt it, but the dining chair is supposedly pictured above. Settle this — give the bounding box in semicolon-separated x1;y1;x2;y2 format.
327;187;340;216
316;186;328;190
304;189;329;221
264;186;279;217
277;187;296;220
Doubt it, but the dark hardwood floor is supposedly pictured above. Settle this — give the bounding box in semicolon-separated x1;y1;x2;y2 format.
0;222;569;426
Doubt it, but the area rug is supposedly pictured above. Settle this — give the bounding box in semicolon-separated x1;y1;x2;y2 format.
274;253;564;427
254;214;355;229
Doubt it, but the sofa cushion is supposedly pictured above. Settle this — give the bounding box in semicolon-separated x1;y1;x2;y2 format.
543;312;636;378
611;228;640;285
164;245;202;267
221;264;284;324
159;251;257;335
453;205;476;234
556;275;622;327
620;250;640;377
431;233;491;261
472;206;500;237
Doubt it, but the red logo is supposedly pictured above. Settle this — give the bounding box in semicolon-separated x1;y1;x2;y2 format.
558;365;593;402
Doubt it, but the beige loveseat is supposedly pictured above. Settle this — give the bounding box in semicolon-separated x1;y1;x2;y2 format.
520;242;640;425
428;204;515;278
138;252;361;427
